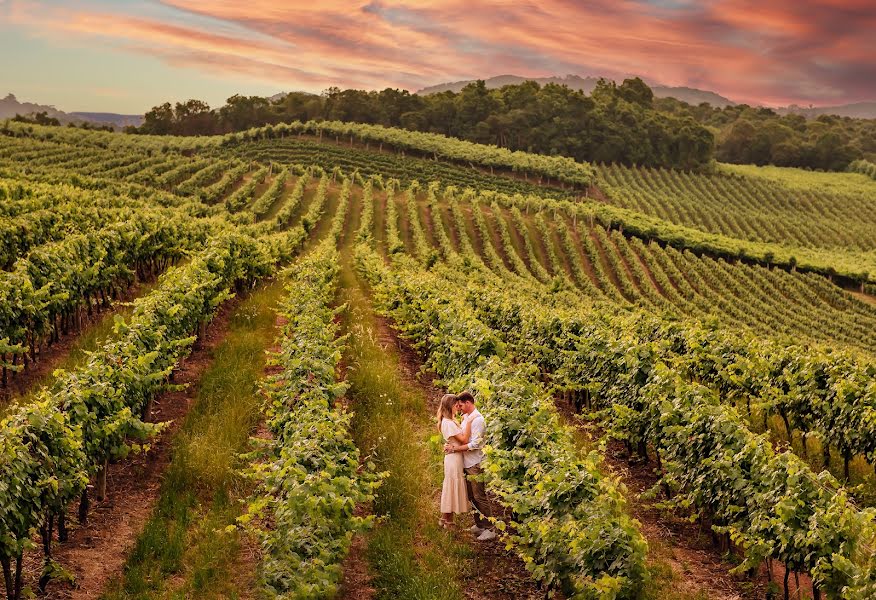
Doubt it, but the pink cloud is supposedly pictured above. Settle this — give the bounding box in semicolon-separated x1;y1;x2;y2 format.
8;0;876;106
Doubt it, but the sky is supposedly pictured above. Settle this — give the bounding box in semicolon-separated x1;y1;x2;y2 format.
1;0;875;114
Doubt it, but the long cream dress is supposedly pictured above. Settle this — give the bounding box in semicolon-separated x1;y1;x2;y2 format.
440;417;469;513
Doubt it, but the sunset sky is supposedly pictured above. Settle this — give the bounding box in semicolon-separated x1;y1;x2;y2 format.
2;0;874;114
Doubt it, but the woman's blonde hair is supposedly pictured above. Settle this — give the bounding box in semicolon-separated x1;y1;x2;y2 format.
436;394;457;430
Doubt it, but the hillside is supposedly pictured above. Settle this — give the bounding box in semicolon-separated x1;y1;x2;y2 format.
0;93;69;121
3;121;876;600
1;93;142;128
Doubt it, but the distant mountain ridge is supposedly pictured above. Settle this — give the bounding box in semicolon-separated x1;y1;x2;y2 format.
1;93;142;129
416;75;736;108
0;93;69;121
777;102;876;120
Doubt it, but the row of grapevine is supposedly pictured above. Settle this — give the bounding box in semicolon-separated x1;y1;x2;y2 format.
249;166;290;218
244;242;381;597
272;168;311;229
0;234;270;600
420;258;876;598
435;217;876;481
327;177;352;243
355;245;648;599
426;184;455;259
383;182;403;255
0;181;158;268
198;162;251;204
423;188;876;354
300;173;330;234
224;165;270;212
125;155;188;186
222;120;596;188
175;160;233;196
489;200;534;279
355;179;375;243
597;163;876;253
219;137;570;199
153;157;212;190
1;121;219;154
0;215;206;383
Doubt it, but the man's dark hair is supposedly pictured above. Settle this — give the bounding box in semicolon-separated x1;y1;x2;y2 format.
456;391;475;404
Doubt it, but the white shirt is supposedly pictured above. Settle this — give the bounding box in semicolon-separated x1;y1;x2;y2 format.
461;409;485;469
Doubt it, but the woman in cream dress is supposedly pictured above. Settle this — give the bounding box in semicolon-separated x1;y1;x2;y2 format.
438;394;472;527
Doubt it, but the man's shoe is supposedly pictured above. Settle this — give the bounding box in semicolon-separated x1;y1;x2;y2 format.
469;525;484;535
476;529;497;541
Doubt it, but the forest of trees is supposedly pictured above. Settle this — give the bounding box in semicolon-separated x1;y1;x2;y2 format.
132;78;714;170
12;111;61;126
656;98;876;171
132;78;876;172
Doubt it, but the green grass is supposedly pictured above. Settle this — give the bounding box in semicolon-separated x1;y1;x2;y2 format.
101;280;284;600
338;255;470;600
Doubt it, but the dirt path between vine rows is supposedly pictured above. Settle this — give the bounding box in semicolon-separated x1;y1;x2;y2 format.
337;278;543;600
554;400;771;600
29;296;242;600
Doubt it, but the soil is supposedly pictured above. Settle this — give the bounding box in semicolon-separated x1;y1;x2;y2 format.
554;399;781;600
849;289;876;306
564;216;600;285
417;197;438;249
437;202;460;250
589;228;626;291
28;296;242;599
337;507;377;600
587;185;610;203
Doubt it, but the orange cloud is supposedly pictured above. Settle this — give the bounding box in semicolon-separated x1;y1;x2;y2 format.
7;0;876;106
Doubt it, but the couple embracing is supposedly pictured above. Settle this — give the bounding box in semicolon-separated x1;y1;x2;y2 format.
437;391;497;541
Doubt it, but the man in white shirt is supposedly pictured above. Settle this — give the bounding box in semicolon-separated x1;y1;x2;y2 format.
445;391;496;541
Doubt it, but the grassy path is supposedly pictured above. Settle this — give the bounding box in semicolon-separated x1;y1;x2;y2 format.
336;245;540;600
98;281;285;600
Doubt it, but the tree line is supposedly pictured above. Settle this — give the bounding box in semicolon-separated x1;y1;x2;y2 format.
10;112;114;132
656;98;876;171
131;78;714;171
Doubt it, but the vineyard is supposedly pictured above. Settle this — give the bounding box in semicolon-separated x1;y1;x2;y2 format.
1;120;876;600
